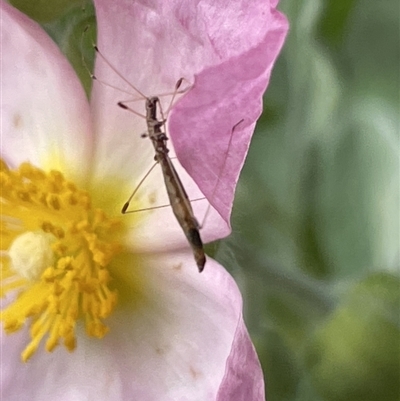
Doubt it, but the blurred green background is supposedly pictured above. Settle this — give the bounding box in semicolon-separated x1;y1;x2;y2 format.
10;0;399;400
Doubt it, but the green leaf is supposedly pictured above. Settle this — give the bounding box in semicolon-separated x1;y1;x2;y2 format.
43;1;96;98
9;0;83;23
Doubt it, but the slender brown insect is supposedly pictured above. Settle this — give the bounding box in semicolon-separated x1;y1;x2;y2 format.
87;42;206;271
119;90;206;272
88;44;243;272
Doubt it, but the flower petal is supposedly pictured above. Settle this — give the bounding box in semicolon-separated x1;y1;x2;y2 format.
1;252;263;401
169;3;289;223
0;1;93;180
217;316;265;401
90;0;288;242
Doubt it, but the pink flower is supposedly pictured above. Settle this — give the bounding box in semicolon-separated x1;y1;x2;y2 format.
0;0;288;400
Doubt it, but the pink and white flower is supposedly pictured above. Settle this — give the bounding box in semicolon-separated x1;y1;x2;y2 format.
0;1;288;400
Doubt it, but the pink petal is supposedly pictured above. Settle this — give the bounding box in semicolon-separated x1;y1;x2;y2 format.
217;316;265;401
1;253;264;400
91;0;288;240
169;4;289;223
0;1;93;180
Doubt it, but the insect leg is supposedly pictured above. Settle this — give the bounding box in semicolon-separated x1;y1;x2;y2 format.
121;162;159;213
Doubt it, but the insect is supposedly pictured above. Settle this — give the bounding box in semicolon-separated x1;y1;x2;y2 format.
88;44;243;273
118;91;206;272
87;42;206;271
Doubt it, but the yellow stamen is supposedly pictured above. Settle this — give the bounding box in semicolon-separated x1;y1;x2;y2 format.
0;160;122;362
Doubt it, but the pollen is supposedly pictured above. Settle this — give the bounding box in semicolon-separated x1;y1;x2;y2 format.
0;160;122;362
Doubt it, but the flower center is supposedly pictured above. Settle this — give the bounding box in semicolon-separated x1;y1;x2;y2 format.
0;159;123;362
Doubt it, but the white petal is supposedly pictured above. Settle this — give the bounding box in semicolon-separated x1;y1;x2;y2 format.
0;2;93;179
1;252;255;401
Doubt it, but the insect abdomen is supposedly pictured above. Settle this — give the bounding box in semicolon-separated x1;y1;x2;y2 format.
188;228;206;272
